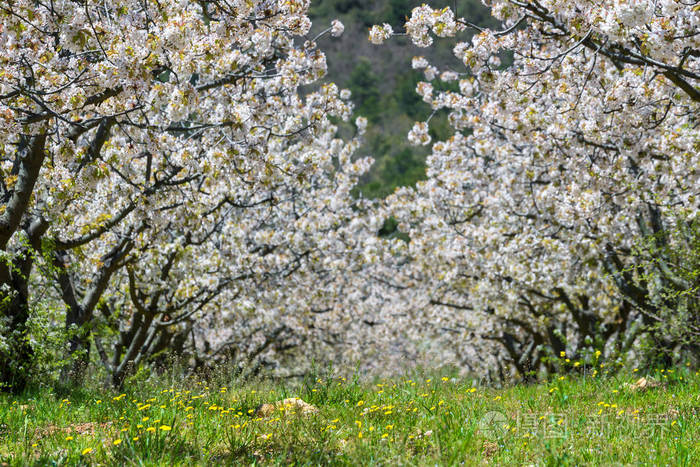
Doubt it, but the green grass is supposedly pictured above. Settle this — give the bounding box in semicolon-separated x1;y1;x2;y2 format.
1;366;699;465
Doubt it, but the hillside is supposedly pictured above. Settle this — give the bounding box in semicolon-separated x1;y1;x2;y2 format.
308;0;498;198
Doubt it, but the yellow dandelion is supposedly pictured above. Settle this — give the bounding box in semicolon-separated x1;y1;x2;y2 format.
65;436;74;441
81;447;93;455
113;439;122;446
146;427;156;433
159;425;171;431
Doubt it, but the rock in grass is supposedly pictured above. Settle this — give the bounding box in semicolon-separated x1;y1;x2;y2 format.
255;397;318;417
624;377;665;392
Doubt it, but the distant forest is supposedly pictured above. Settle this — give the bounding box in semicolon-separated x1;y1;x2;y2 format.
309;0;498;198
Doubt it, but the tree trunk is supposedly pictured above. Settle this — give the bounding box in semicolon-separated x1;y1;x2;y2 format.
0;219;48;393
0;271;33;393
59;325;91;387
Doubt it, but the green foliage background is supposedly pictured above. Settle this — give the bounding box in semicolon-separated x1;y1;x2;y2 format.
309;0;498;198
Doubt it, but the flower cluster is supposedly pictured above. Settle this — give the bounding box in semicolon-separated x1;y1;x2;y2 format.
369;24;393;45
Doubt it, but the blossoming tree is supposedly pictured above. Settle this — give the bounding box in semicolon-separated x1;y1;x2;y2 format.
88;109;377;387
0;0;357;391
373;1;699;378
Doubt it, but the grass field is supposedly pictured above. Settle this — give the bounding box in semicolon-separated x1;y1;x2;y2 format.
1;365;699;465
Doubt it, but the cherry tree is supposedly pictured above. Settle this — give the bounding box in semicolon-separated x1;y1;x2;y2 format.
88;110;377;387
0;0;356;391
373;1;699;378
